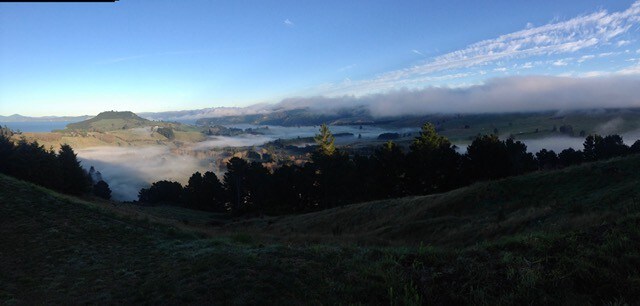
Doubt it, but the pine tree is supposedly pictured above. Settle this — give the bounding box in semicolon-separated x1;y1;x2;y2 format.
314;124;336;156
410;123;451;152
93;180;112;199
407;123;462;194
58;144;91;195
224;157;250;214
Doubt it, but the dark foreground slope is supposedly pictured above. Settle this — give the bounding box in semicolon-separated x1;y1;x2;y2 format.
2;156;640;304
0;174;412;305
229;155;640;248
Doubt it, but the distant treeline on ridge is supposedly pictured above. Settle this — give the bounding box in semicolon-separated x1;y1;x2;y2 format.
2;123;638;215
136;123;640;216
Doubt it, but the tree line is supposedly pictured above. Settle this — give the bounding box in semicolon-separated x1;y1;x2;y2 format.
137;123;640;216
0;134;112;199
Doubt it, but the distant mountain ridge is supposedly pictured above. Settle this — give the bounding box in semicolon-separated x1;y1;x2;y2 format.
0;114;91;123
195;106;376;127
138;104;274;121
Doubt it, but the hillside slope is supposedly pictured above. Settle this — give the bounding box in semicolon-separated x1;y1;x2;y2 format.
0;174;415;304
2;155;640;304
227;155;640;247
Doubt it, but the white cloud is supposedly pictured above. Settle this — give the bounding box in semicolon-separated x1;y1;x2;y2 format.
581;71;609;77
577;55;596;63
494;67;508;72
617;40;631;47
317;1;640;96
411;49;424;56
553;59;568;66
140;104;275;120
521;62;534;69
284;19;294;27
618;62;640;75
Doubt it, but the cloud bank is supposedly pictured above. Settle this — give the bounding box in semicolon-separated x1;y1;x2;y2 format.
140;103;275;121
277;75;640;117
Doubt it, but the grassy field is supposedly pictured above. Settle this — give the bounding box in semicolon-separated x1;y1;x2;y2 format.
2;156;640;304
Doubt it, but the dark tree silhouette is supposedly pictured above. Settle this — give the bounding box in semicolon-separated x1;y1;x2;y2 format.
583;135;599;161
505;137;537;176
406;123;462;194
558;148;584;167
465;134;510;181
584;134;629;161
93;180;112;200
58;144;92;195
310;148;356;209
595;134;629;159
138;180;183;205
201;171;226;211
631;140;640;154
10;139;61;190
268;164;312;214
371;141;406;198
223;157;251;214
0;135;14;174
536;149;559;170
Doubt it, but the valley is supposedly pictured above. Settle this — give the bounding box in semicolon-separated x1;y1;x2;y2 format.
8;108;640;202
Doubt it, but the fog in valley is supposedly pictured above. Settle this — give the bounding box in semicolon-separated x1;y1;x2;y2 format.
76;117;640;201
77;146;209;201
77;124;417;201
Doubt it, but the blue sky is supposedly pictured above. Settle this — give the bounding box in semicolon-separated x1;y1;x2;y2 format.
1;0;640;116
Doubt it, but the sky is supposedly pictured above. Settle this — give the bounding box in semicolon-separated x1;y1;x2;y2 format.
1;0;640;117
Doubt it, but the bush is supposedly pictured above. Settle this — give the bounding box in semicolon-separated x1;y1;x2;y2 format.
156;127;175;140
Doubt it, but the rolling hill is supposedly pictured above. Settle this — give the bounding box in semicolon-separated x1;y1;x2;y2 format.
65;111;154;132
11;111;206;149
2;155;640;304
